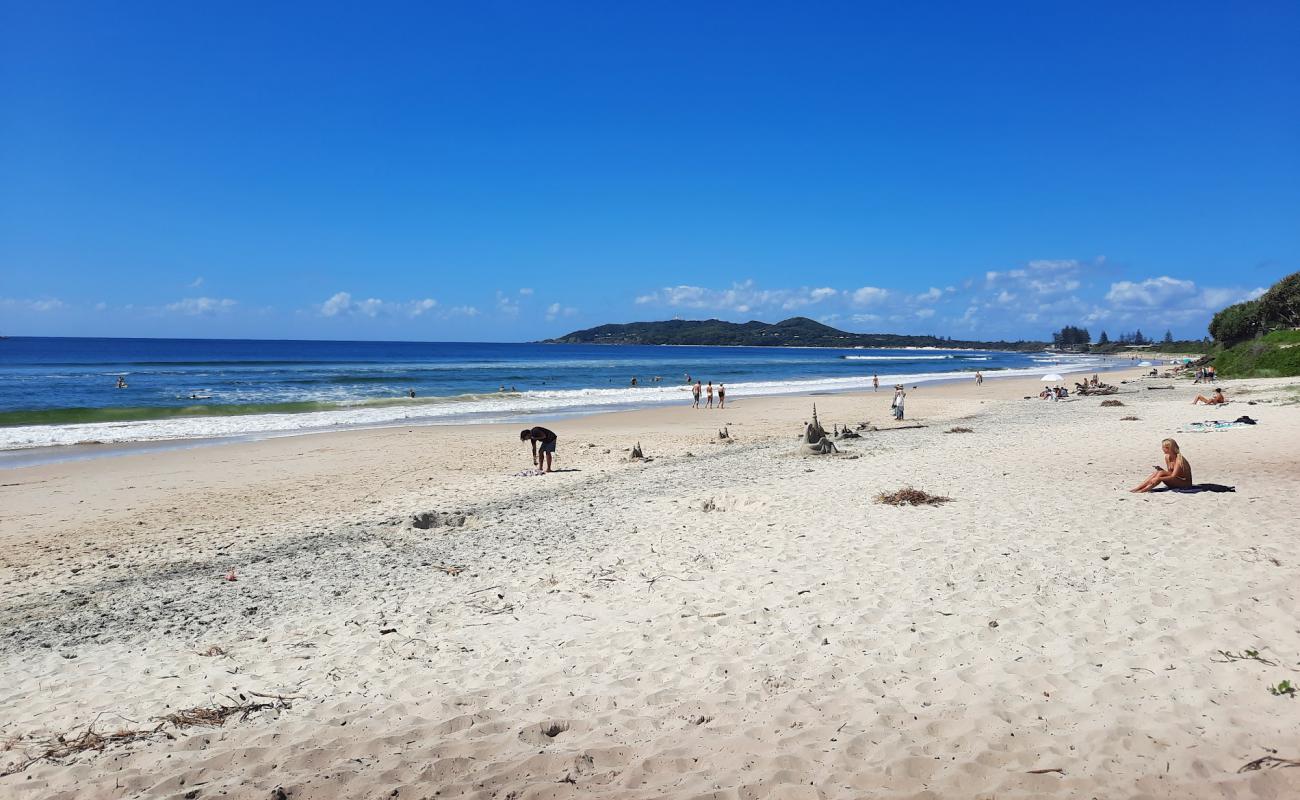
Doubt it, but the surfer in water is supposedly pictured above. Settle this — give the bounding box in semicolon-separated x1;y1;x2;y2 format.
115;376;127;389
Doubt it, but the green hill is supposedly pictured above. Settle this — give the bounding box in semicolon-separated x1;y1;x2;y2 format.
543;316;1043;350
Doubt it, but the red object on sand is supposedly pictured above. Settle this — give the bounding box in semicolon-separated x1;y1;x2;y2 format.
225;570;237;582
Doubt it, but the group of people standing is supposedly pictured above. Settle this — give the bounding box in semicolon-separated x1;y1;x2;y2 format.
691;379;724;409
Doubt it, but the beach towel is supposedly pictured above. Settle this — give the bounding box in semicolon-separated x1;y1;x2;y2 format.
1153;484;1237;494
1180;419;1257;433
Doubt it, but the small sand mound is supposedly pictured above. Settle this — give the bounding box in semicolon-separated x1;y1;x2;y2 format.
1100;399;1125;407
875;487;952;506
944;426;973;434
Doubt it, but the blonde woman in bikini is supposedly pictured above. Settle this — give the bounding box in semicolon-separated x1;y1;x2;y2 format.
1131;438;1192;493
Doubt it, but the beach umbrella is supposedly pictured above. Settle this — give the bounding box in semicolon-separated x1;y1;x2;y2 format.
1040;373;1064;382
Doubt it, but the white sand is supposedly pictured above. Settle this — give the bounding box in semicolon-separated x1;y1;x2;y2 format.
2;370;1299;798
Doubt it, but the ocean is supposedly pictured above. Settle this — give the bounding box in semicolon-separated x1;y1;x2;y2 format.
0;336;1114;451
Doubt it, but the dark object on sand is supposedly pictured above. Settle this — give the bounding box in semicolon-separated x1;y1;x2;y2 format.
1076;383;1118;396
1153;483;1237;493
1235;415;1258;425
1147;386;1175;390
875;487;952;506
1100;399;1125;407
630;442;647;460
717;426;730;440
1120;416;1140;421
944;426;973;434
833;423;861;439
409;510;468;529
1237;755;1300;772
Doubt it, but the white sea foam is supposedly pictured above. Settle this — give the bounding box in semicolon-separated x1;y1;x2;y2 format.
842;355;953;360
0;358;1112;451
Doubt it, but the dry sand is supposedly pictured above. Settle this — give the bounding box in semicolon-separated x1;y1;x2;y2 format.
2;369;1299;799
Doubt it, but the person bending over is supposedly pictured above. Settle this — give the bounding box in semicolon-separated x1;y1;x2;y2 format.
1131;438;1192;493
520;426;558;473
1192;388;1226;405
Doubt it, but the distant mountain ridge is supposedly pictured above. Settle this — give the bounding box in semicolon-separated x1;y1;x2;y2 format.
542;317;1043;350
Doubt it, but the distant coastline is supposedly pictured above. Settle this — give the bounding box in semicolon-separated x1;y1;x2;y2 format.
543;316;1046;351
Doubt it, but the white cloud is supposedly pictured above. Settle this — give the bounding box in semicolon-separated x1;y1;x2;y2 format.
319;292;440;318
188;277;204;288
354;298;384;317
518;287;534;296
985;269;1027;283
446;305;480;317
496;291;520;315
166;297;237;315
850;286;889;306
409;298;437;317
1105;276;1197;308
915;287;943;303
1201;286;1266;308
915;308;935;319
320;292;354;317
635;280;838;315
1;297;68;312
545;302;578;321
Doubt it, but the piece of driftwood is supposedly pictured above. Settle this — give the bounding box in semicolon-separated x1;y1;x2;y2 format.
1237;755;1300;772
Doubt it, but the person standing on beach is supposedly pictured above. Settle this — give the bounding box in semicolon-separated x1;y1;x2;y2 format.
975;371;983;386
718;383;726;409
520;426;558;473
891;385;905;420
692;380;702;408
706;381;714;409
872;374;879;392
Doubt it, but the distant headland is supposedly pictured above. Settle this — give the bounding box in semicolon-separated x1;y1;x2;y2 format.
542;316;1045;351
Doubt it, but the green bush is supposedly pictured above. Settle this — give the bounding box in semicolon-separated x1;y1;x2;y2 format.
1214;336;1300;378
1209;299;1264;346
1257;273;1300;330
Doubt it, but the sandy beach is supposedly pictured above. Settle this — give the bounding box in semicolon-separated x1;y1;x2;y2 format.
2;368;1299;799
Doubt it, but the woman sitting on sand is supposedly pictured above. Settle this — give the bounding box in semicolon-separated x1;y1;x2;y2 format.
1192;388;1226;405
1131;438;1192;493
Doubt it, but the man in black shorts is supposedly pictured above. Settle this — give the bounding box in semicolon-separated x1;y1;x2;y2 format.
520;426;558;473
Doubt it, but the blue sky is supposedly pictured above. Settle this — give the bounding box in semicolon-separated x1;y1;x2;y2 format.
2;2;1296;341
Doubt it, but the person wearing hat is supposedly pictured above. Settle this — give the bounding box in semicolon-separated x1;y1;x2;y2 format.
890;385;906;420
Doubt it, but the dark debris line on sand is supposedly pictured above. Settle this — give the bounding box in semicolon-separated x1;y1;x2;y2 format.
0;440;776;656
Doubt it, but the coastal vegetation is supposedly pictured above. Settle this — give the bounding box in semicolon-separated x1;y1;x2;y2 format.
1205;272;1300;377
